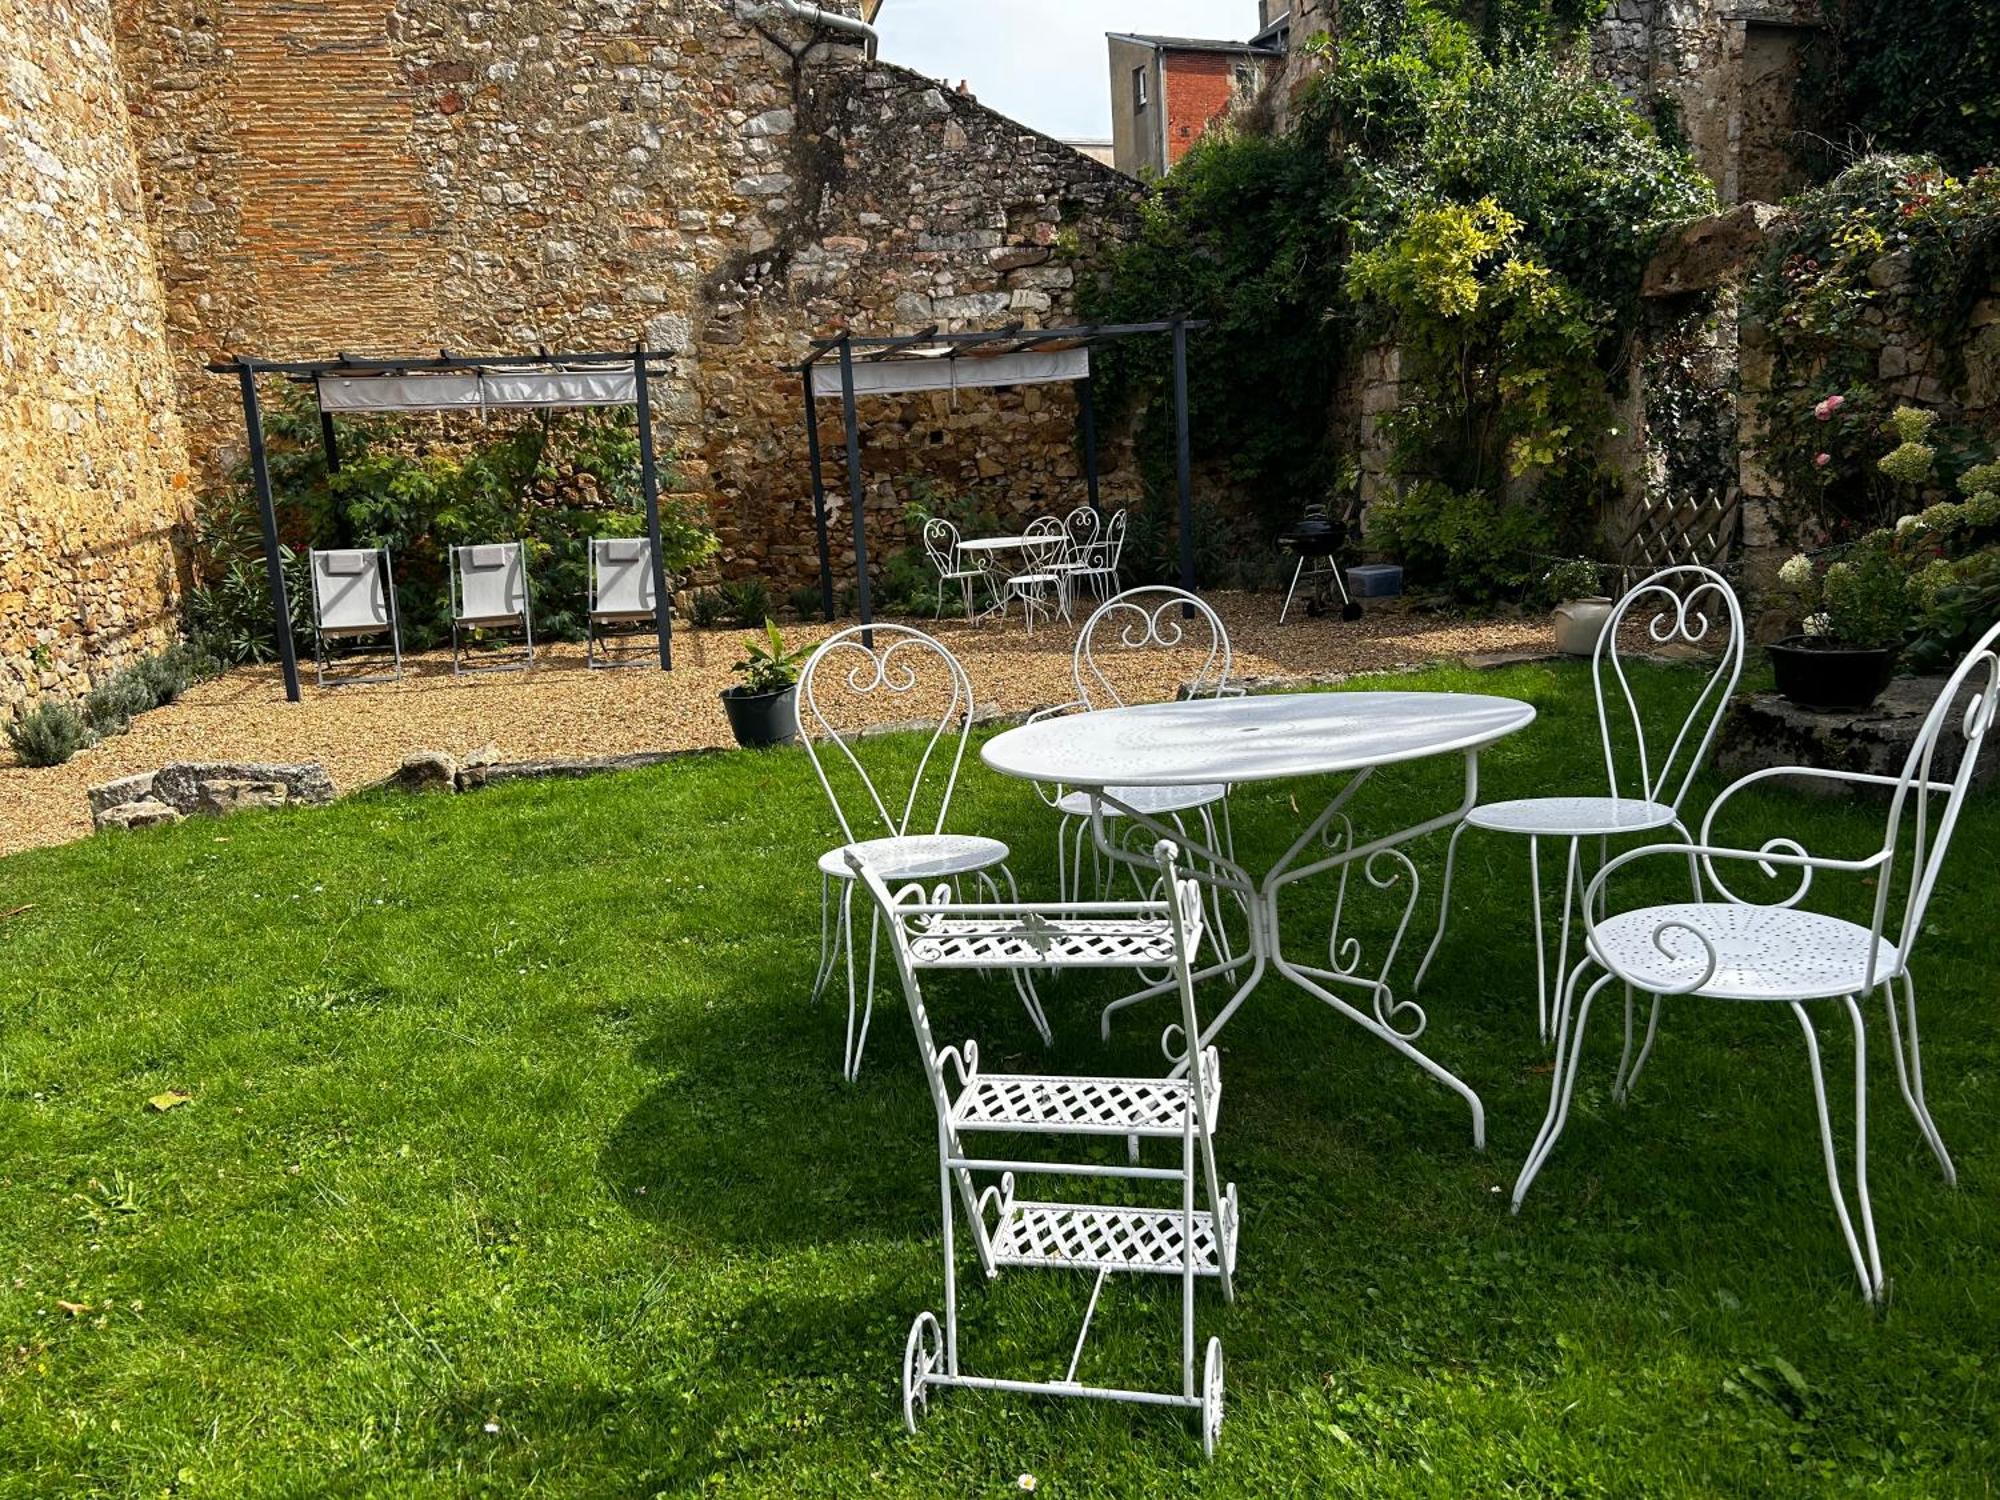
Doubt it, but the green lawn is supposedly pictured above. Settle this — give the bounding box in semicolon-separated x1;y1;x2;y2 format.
2;661;1997;1497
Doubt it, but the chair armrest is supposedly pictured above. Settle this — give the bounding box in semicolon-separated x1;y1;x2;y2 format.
1699;764;1954;845
1583;836;1890;932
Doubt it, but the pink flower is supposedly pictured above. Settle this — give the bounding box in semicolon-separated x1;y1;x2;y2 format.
1814;452;1832;469
1814;394;1846;421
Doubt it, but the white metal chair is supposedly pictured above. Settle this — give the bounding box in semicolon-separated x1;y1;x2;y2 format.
1513;618;2000;1302
1049;504;1101;611
1415;565;1744;1040
450;542;534;675
308;547;401;687
1003;516;1067;634
800;624;1033;1080
1038;588;1238;927
1063;507;1126;608
921;517;990;622
852;838;1237;1456
586;537;659;669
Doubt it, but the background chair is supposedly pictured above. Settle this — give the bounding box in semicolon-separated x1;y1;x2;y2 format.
450;542;534;675
1002;515;1066;633
800;624;1027;1080
921;517;989;622
308;547;401;687
852;838;1236;1455
1512;617;2000;1302
586;537;659;669
1416;565;1744;1040
1062;507;1126;608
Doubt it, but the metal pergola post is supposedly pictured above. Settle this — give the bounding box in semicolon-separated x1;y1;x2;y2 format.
803;365;837;623
1079;372;1103;517
838;335;874;645
318;407;340;475
234;358;303;704
633;349;673;670
1172;317;1195;605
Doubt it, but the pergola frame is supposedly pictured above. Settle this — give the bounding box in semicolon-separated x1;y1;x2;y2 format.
793;318;1207;634
208;347;678;703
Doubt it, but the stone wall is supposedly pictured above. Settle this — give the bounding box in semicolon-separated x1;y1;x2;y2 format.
108;0;1139;594
0;0;192;717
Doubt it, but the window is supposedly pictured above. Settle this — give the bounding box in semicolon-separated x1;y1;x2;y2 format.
1234;62;1258;92
1132;66;1148;111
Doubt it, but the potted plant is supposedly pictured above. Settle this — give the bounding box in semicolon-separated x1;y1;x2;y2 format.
720;619;808;748
1768;544;1909;711
1544;558;1614;657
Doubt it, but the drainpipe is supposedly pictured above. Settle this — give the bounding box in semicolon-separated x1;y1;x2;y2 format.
747;0;880;60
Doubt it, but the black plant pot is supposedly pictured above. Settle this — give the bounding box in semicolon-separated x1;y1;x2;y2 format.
720;684;799;748
1767;637;1899;712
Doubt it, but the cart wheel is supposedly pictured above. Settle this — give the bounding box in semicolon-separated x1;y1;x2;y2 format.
1341;601;1364;622
1201;1337;1225;1458
902;1311;942;1435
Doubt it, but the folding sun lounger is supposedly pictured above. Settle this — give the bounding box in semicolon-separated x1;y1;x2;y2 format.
450;542;534;675
309;547;402;687
587;537;662;669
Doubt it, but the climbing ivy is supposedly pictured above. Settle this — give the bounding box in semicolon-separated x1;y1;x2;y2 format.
1799;0;2000;179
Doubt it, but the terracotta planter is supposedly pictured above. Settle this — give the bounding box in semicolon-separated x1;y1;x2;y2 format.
1552;596;1615;657
1767;637;1899;712
720;684;799;748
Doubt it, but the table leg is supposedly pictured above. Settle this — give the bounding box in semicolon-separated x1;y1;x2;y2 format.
1086;754;1487;1148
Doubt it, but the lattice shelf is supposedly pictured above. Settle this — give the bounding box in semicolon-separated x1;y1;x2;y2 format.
988;1198;1234;1277
953;1064;1222;1138
907;912;1189;969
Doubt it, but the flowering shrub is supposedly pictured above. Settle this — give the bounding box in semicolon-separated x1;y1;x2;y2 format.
1747;156;2000;543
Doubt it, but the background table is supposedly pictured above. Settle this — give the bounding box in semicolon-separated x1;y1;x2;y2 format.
955;534;1067;624
984;690;1537;1146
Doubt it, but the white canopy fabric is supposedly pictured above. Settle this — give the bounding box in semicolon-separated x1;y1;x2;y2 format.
808;346;1089;400
316;367;640;413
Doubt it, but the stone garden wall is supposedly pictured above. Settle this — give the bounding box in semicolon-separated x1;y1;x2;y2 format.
0;0;193;716
108;0;1140;593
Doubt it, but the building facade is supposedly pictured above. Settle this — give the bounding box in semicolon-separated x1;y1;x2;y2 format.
1106;32;1281;178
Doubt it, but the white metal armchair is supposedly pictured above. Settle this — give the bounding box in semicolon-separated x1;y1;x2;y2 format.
850;838;1237;1455
1512;618;2000;1301
800;624;1031;1080
1416;565;1745;1040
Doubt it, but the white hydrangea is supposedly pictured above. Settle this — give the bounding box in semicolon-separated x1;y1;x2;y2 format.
1897;513;1924;534
1803;611;1833;638
1777;553;1815;589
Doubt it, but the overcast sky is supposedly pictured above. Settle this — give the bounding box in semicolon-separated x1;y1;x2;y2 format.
875;1;1260;141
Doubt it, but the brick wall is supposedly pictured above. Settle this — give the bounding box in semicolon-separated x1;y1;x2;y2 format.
1164;52;1248;168
0;0;192;717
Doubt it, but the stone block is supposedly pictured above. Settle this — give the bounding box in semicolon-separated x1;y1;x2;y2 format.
394;751;459;793
152;761;335;812
88;772;158;816
1717;678;2000;791
1641;202;1784;298
96;799;183;832
195;779;290;816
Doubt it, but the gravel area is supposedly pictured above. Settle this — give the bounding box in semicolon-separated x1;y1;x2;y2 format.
0;595;1550;857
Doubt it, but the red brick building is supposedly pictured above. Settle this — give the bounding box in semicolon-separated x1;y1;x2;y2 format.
1106;31;1281;178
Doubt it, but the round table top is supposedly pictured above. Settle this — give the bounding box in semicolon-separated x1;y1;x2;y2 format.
982;691;1537;788
956;534;1064;552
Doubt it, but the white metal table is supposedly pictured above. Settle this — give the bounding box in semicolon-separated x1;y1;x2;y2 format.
955;534;1067;625
982;690;1537;1147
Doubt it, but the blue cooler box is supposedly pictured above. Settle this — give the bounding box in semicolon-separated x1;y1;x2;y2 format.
1346;564;1403;598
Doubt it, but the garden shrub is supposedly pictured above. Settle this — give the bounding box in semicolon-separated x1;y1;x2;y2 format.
719;579;771;630
1084;0;1711;605
5;701;92;768
1799;0;2000;178
82;670;156;737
